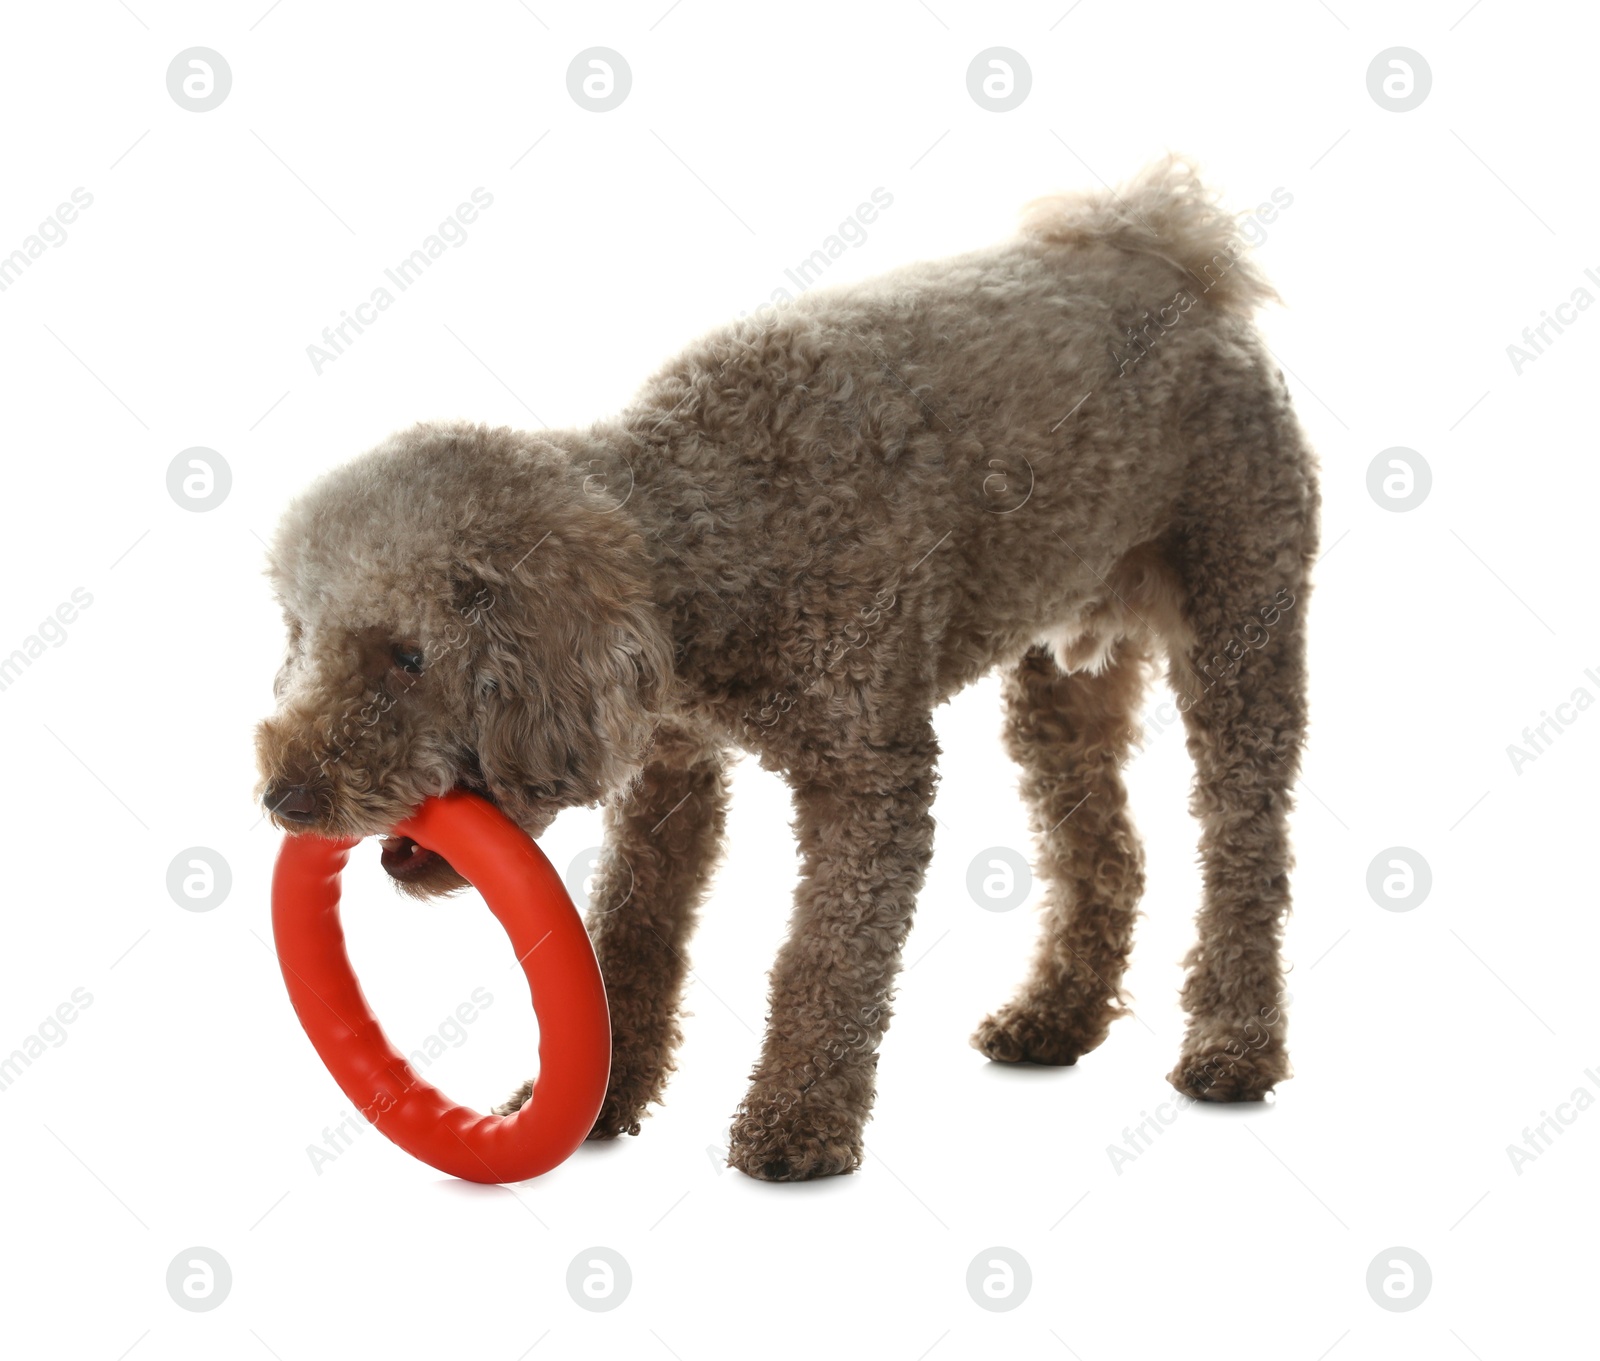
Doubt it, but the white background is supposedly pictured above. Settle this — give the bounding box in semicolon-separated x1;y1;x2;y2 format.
1;1;1595;1357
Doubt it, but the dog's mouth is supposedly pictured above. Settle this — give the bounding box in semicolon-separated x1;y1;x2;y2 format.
379;834;449;881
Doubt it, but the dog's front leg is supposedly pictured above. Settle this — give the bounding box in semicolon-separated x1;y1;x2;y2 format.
728;740;937;1181
495;733;729;1137
588;738;731;1137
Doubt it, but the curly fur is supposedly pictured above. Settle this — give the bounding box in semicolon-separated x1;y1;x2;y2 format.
256;157;1318;1180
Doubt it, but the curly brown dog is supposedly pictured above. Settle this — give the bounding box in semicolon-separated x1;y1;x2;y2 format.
256;158;1318;1181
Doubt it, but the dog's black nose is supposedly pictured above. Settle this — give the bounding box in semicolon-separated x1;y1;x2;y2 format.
266;783;319;823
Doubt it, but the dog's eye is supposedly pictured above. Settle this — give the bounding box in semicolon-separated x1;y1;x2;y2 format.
391;644;424;675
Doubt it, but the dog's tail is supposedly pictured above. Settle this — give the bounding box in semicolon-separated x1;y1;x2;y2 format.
1020;155;1278;316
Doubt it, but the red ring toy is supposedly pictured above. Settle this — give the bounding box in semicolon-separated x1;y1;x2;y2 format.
271;790;610;1183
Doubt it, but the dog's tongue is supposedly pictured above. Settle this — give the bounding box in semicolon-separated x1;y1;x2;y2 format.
380;835;435;873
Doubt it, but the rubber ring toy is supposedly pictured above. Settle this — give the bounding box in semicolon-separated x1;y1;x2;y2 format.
271;790;610;1183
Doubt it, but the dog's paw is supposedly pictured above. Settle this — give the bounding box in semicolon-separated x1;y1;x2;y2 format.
495;1075;651;1138
726;1126;862;1182
586;1089;647;1141
492;1078;534;1117
583;1060;666;1140
1167;1047;1288;1102
727;1086;864;1181
970;999;1113;1066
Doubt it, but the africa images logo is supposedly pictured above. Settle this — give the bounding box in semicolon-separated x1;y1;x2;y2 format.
305;189;495;375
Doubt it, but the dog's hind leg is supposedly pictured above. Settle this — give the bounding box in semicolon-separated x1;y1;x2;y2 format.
494;728;730;1137
1164;413;1317;1101
972;642;1151;1066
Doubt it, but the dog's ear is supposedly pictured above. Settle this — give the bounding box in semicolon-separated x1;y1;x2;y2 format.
461;537;672;825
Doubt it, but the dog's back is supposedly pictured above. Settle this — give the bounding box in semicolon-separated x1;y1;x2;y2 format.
616;157;1311;702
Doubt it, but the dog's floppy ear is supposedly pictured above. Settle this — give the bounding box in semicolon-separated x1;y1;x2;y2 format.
461;534;672;826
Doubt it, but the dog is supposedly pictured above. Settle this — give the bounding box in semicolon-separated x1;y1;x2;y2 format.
256;157;1319;1181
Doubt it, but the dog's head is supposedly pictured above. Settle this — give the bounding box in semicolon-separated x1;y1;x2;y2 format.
254;422;670;896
